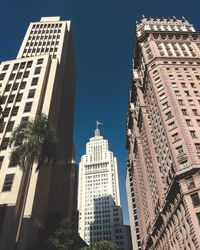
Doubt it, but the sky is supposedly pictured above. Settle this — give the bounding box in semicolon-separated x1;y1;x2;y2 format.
1;0;200;225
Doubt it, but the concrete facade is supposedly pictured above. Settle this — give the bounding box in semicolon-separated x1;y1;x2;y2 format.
126;17;200;250
0;17;76;250
78;127;131;250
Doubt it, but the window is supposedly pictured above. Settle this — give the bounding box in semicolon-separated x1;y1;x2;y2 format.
31;77;39;86
195;143;200;152
190;82;196;88
191;193;200;206
3;107;11;117
169;121;176;130
193;109;199;116
1;137;10;150
8;95;15;103
0;156;4;169
3;65;9;71
37;58;43;65
9;158;17;168
11;107;19;116
12;82;19;91
20;81;26;89
194;91;200;97
6;121;14;132
16;72;23;79
2;174;15;192
21;117;29;122
34;67;41;75
171;82;177;88
176;145;184;155
181;82;186;88
0;122;5;133
160;93;166;100
0;73;6;81
24;102;32;113
175;91;180;96
172;133;179;142
5;84;11;92
188;99;195;106
9;74;15;81
166;111;173;119
197;120;200;126
162;102;169;109
184;91;190;96
186;119;192;126
182;109;188;116
19;62;26;69
186;177;195;189
23;71;30;78
27;89;35;99
16;93;23;102
190;131;198;138
27;61;33;68
178;99;184;105
197;213;200;225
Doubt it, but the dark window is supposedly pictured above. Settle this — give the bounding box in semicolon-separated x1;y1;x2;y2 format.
11;106;19;116
0;73;6;81
28;89;35;99
24;102;32;113
2;174;14;192
5;84;12;92
16;93;23;102
197;213;200;225
1;96;7;104
190;130;197;138
23;71;30;78
34;67;41;75
20;81;26;89
191;193;200;206
193;109;199;116
27;61;33;68
21;116;29;122
12;82;19;91
16;72;23;79
3;107;11;117
8;95;15;103
182;109;188;116
9;74;15;81
6;121;14;132
186;177;195;189
0;156;4;169
37;58;43;65
9;158;17;168
19;62;26;69
13;63;19;70
31;77;39;86
3;65;9;71
0;122;6;133
1;137;10;150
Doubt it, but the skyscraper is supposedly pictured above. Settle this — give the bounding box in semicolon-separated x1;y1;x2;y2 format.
78;125;131;249
0;17;76;250
126;16;200;249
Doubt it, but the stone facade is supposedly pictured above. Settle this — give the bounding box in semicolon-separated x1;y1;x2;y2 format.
126;17;200;250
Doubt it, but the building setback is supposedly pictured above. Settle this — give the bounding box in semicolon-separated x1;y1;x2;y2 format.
126;17;200;250
78;126;131;250
0;17;76;250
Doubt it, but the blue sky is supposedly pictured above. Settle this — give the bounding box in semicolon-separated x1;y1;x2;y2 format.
1;0;200;224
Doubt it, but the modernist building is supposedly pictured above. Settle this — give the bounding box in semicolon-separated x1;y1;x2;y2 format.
0;17;76;250
78;126;131;250
126;16;200;250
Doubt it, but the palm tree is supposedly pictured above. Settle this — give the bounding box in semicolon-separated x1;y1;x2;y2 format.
9;113;57;248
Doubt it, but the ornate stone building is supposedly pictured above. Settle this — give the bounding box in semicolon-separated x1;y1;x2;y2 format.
126;17;200;250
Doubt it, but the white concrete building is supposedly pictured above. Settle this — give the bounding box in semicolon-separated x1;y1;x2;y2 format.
0;17;76;250
78;126;131;250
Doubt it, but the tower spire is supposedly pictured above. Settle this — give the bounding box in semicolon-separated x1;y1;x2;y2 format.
95;121;103;136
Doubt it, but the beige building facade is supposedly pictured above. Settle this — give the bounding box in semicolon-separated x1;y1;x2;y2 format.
0;17;76;250
126;17;200;250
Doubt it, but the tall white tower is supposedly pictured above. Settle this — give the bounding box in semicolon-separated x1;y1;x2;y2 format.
78;124;131;249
